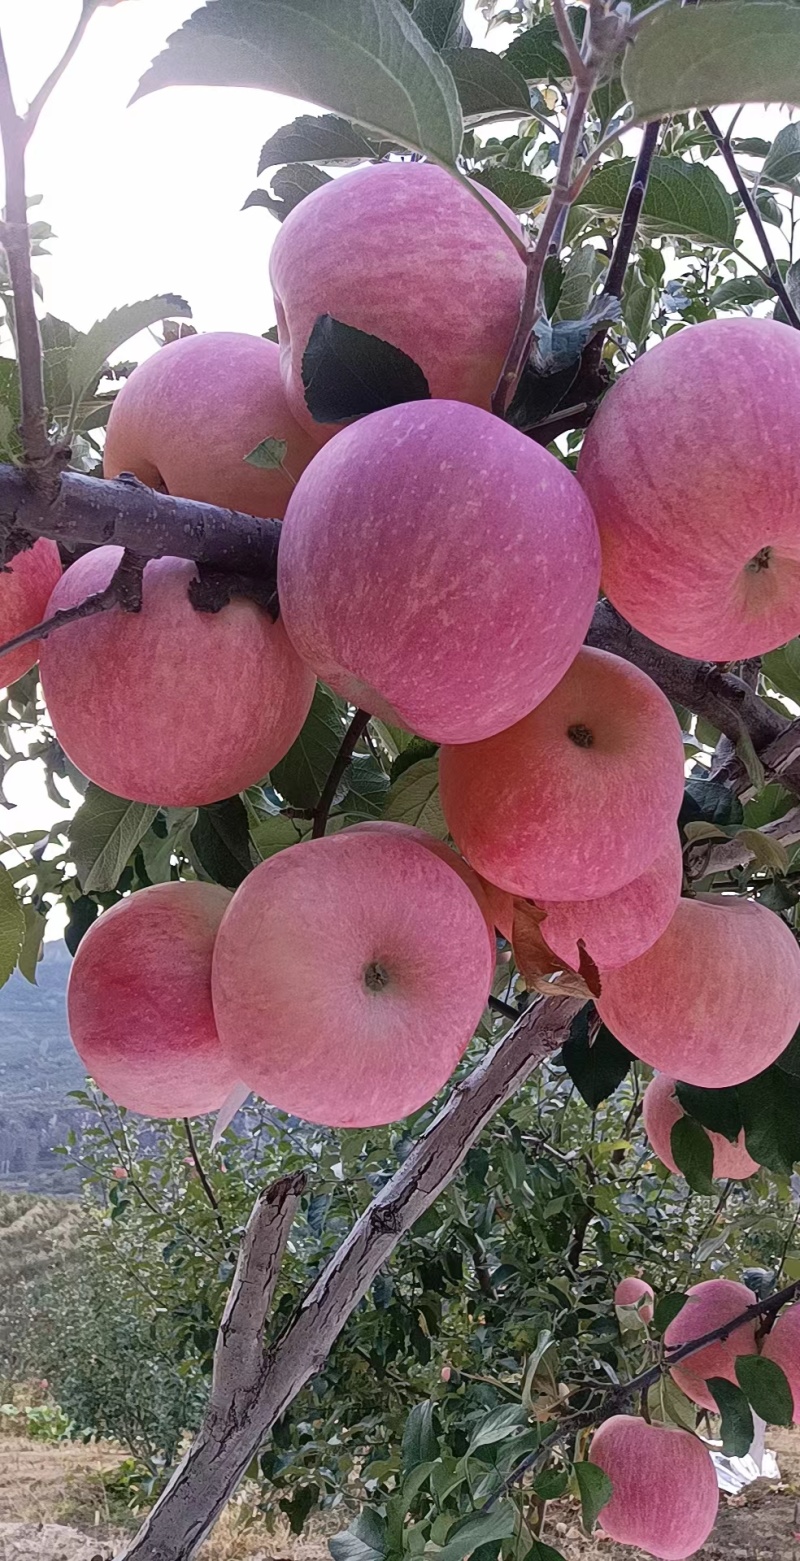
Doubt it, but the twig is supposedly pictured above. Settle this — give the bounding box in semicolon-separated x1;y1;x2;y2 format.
24;2;97;138
0;546;144;662
489;994;521;1020
579;120;661;384
0;32;50;467
702;109;800;331
311;708;370;838
552;0;585;83
183;1118;221;1215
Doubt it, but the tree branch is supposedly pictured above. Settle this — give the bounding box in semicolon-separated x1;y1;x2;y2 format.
117;995;581;1561
24;2;97;139
702;109;800;332
0;32;50;468
0;545;144;661
686;803;800;881
311;708;370;838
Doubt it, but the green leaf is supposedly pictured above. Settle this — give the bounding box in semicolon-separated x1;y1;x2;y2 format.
330;1510;386;1561
524;1545;566;1561
68;296;192;403
574;156;735;247
134;0;463;168
402;1401;439;1472
70;786;158;893
622;273;657;351
467;1404;528;1452
340;753;390;819
647;1373;698;1433
413;0;470;51
708;1378;754;1457
248;163;332;219
574;1460;612;1534
472;166;549;211
258;113;378;171
709;274;774;310
0;864;25;988
560;1008;633;1109
250;813;309;860
189;798;253;889
763;638;800;704
532;1467;570;1502
383;757;446;836
302;315;430;424
675;1081;742;1143
245;437;288;469
555;245;606;323
442;48;531;120
435;1503;517;1561
17;904;47;985
679;777;744;831
272;684;347;811
653;1293;688;1333
776;1026;800;1079
739;1066;800;1174
670;1117;715;1195
736;1355;794;1427
763;122;800;186
505;11;582;82
623;3;800;121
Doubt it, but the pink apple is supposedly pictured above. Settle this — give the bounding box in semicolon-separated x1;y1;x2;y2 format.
345;820;496;959
68;881;237;1117
614;1276;655;1324
278;400;600;744
664;1279;758;1411
40;546;315;806
211;830;494;1127
643;1072;759;1180
538;834;683;971
104;333;319;518
762;1302;800;1422
269;161;526;437
578;317;800;659
439;647;685;900
597;896;800;1087
589;1416;719;1559
0;539;61;688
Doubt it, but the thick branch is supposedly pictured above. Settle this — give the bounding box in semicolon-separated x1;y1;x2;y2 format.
687;803;800;880
0;34;50;467
118;995;581;1561
702;110;800;332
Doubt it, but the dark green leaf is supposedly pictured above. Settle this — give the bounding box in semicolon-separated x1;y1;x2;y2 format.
64;895;99;956
670;1117;715;1195
248;163;332;219
302;314;430;423
555;245;606;322
756;189;783;228
134;0;463;167
675;1081;742;1143
524;1545;566;1561
258;113;377;171
532;1466;570;1501
468;1404;528;1451
593;75;626;132
775;258;800;325
17;904;47;985
472;166;549;211
622;273;657;350
560;1009;633;1109
436;1504;517;1561
330;1509;386;1561
679;778;743;829
708;1378;754;1457
443;48;530;120
505;11;583;82
390;736;439;784
402;1401;439;1471
739;1067;800;1174
653;1293;688;1333
272;684;347;811
245;437;288;469
0;864;25;988
68;296;192;403
763;122;800;186
709;274;774;310
736;1355;794;1427
623;3;800;120
189;798;253;889
280;1483;319;1534
574;1460;613;1533
763;639;800;704
574;156;735;248
413;0;470;51
71;786;158;893
776;1026;800;1079
340;753;390;819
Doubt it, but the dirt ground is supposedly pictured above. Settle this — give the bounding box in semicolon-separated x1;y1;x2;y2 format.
0;1430;799;1561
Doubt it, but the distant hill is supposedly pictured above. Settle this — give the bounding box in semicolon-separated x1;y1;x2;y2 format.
0;939;86;1194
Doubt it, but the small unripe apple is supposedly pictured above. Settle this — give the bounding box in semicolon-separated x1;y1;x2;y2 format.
68;881;237;1118
212;829;494;1127
278;400;600;744
104;333;318;518
589;1415;719;1559
269;160;526;437
440;648;685;900
40;547;315;806
643;1073;759;1180
664;1278;758;1410
597;896;800;1087
614;1276;654;1325
0;540;61;689
761;1301;800;1422
578;317;800;659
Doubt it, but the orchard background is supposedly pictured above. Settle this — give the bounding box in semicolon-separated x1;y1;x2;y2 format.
2;1;800;1559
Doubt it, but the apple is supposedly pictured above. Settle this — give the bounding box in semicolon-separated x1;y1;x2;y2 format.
0;539;61;689
68;881;237;1118
578;317;800;659
597;895;800;1087
103;333;318;518
439;647;685;900
278;400;600;745
211;829;494;1128
664;1278;758;1410
40;546;315;806
589;1415;719;1559
269;160;526;437
614;1276;655;1324
762;1302;800;1422
643;1072;759;1180
345;820;497;959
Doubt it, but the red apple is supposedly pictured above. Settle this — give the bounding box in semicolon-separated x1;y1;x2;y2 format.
762;1302;800;1422
589;1415;719;1559
211;830;494;1127
0;539;61;689
345;820;496;958
68;881;237;1117
104;333;318;518
643;1072;759;1180
539;835;683;971
269;160;526;437
664;1278;758;1410
439;647;685;900
578;317;800;659
597;896;800;1087
40;546;315;806
278;400;600;744
614;1276;655;1324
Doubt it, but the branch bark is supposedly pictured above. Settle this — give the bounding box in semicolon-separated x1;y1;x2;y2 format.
117;994;581;1561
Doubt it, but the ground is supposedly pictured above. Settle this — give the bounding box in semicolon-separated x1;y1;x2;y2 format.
0;1431;798;1561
